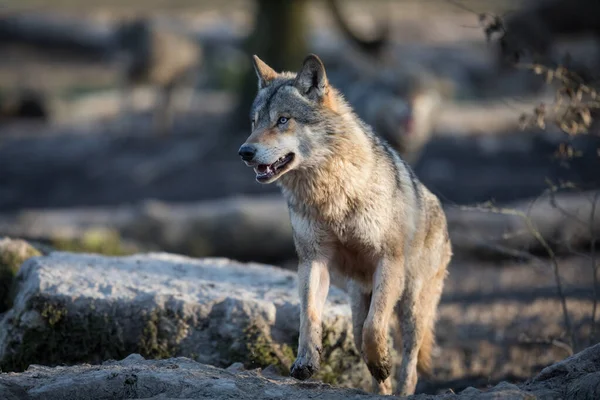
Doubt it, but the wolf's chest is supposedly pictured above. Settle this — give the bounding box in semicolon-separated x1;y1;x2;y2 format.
328;214;386;255
287;191;389;255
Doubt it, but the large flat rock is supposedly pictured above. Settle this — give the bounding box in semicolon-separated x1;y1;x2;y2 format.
0;252;372;390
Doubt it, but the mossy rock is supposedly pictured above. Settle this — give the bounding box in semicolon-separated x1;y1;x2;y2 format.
0;297;189;373
0;252;380;390
0;238;41;313
222;324;296;375
315;325;363;386
51;229;137;256
218;322;367;387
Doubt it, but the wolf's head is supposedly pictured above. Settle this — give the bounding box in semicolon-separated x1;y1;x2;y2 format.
238;54;341;184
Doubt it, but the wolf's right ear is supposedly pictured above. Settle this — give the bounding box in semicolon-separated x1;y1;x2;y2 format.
252;55;277;89
294;54;328;102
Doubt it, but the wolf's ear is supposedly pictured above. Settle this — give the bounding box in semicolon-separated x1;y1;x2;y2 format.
294;54;328;101
252;55;277;89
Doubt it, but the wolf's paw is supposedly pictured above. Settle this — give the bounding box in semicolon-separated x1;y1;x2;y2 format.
290;352;320;380
366;358;392;383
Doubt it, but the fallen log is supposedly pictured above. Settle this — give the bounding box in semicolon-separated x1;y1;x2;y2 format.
0;13;113;61
0;191;598;264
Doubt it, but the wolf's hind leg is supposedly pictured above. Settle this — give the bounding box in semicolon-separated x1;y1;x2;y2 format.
415;265;446;379
347;280;370;353
348;281;391;394
394;278;431;396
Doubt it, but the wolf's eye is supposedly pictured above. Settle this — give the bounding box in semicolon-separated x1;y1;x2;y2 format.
277;116;289;126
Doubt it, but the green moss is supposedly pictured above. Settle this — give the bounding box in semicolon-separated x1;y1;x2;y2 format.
58;83;116;101
0;297;128;372
219;324;296;375
218;322;362;384
40;302;68;327
183;234;212;258
314;325;362;386
0;239;41;312
246;325;296;375
138;309;186;360
0;299;189;373
51;230;136;256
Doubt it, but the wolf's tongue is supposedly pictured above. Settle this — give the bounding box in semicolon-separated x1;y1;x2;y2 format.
257;165;269;173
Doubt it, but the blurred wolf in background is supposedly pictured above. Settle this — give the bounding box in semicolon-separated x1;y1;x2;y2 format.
238;54;452;396
323;0;444;165
341;70;443;166
113;17;202;137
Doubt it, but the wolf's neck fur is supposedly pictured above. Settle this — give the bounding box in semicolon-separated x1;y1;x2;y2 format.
278;110;380;221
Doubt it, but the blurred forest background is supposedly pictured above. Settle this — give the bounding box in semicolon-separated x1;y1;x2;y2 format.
0;0;600;394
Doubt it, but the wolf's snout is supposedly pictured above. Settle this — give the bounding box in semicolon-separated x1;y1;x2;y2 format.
238;144;256;162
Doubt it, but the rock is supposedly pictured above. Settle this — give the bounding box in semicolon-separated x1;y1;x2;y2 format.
226;362;245;372
0;238;41;313
518;343;600;399
1;344;600;400
0;354;383;400
0;252;372;390
260;364;283;378
0;381;30;400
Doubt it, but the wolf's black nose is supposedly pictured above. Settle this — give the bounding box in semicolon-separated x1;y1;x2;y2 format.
238;145;256;161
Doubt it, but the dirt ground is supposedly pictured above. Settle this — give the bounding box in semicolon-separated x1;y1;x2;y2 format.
418;255;597;393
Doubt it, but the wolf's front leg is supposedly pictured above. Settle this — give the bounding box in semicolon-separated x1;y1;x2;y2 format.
290;257;330;380
362;256;405;395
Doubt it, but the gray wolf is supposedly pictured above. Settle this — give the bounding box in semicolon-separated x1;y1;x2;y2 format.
113;17;202;136
322;0;442;165
237;53;452;395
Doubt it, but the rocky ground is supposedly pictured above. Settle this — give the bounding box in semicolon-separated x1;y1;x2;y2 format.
0;241;597;397
0;336;599;399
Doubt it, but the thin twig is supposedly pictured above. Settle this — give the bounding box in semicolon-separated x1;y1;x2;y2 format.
547;191;588;228
518;333;573;355
551;339;574;355
460;203;575;348
589;192;599;344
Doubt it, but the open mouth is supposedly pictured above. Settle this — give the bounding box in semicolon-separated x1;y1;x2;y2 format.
254;153;295;182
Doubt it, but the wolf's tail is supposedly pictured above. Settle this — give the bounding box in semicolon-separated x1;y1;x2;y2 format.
417;326;434;377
